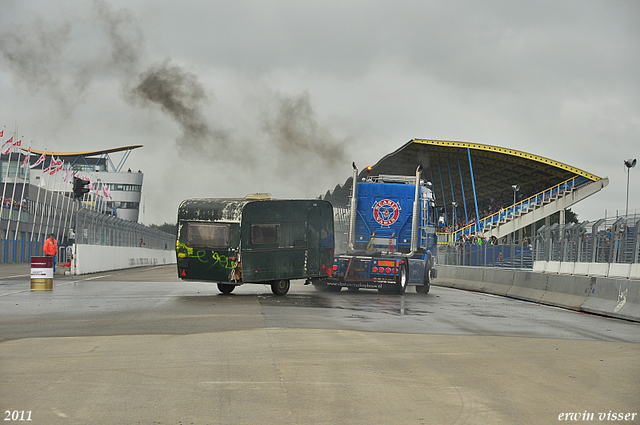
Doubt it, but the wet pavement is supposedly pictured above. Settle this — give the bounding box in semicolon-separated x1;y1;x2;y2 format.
1;264;639;424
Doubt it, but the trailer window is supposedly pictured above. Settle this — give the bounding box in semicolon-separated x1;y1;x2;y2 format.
251;223;280;245
187;223;229;248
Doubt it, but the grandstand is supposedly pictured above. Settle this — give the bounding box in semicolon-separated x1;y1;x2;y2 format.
322;139;609;244
0;144;148;263
28;145;144;222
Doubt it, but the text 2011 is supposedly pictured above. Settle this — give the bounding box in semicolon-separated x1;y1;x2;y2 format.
4;411;32;421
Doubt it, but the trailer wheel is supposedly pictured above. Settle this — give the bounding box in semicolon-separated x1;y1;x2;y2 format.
271;279;290;296
217;283;235;294
396;265;408;295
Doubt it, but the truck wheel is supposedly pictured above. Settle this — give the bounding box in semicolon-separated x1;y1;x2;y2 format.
421;264;431;294
217;283;235;294
396;265;407;295
271;279;290;296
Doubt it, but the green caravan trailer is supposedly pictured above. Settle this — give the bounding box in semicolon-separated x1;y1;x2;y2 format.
176;197;335;296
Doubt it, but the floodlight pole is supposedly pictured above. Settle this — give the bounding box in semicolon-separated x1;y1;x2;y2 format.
627;166;630;217
625;159;637;217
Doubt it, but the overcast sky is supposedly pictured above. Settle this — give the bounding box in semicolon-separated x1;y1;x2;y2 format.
0;0;638;225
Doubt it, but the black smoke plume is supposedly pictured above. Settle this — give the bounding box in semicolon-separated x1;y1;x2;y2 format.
0;18;73;110
92;0;144;77
263;91;346;166
129;60;231;156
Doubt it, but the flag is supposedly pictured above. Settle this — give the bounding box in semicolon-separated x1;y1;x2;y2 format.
13;139;21;147
2;137;13;154
103;185;112;200
0;130;3;137
62;166;69;183
43;156;61;173
20;147;31;168
49;164;63;176
49;160;64;176
30;152;46;168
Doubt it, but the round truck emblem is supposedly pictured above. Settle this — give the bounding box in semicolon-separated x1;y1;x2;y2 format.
373;199;400;226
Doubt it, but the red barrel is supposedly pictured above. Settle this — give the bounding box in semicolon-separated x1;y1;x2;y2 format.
31;256;54;291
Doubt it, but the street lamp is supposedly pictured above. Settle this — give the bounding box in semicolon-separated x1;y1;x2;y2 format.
624;158;636;216
512;184;520;205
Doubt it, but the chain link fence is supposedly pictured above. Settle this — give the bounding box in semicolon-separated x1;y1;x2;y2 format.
439;242;534;268
439;215;640;268
75;207;175;250
534;216;640;264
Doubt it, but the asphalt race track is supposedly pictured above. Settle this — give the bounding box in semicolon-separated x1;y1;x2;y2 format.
1;264;638;425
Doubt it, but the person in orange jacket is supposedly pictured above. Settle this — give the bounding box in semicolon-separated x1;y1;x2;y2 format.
43;233;58;272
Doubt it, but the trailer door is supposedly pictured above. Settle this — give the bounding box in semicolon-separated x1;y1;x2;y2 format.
307;206;321;274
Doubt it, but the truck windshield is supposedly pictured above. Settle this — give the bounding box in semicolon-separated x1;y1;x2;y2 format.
187;223;230;248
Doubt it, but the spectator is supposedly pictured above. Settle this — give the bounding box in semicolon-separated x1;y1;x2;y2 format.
43;233;58;273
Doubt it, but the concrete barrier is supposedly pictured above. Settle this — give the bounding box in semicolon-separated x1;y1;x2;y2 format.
540;274;594;310
73;244;176;275
533;261;546;273
573;262;590;276
436;265;456;280
508;271;547;303
559;262;575;275
436;265;477;291
608;263;631;279
546;261;561;274
581;277;640;322
447;266;483;291
588;262;609;277
479;268;514;296
631;264;640;280
435;265;640;322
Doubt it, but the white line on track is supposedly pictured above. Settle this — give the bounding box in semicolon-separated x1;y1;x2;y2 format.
0;289;29;297
81;274;113;281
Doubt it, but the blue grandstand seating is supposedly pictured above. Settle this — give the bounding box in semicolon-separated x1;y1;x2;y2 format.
451;175;592;243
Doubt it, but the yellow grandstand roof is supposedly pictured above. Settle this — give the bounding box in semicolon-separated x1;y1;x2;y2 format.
413;139;600;181
26;145;143;157
323;139;602;208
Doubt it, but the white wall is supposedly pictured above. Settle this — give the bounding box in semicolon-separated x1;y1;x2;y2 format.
72;244;176;275
534;261;640;280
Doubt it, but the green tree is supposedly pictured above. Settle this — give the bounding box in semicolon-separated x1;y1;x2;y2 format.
535;207;579;227
149;222;177;236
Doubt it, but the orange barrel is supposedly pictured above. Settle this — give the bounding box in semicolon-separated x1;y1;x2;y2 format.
31;256;53;291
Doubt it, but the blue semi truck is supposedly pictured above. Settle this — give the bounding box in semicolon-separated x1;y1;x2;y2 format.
317;163;442;294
